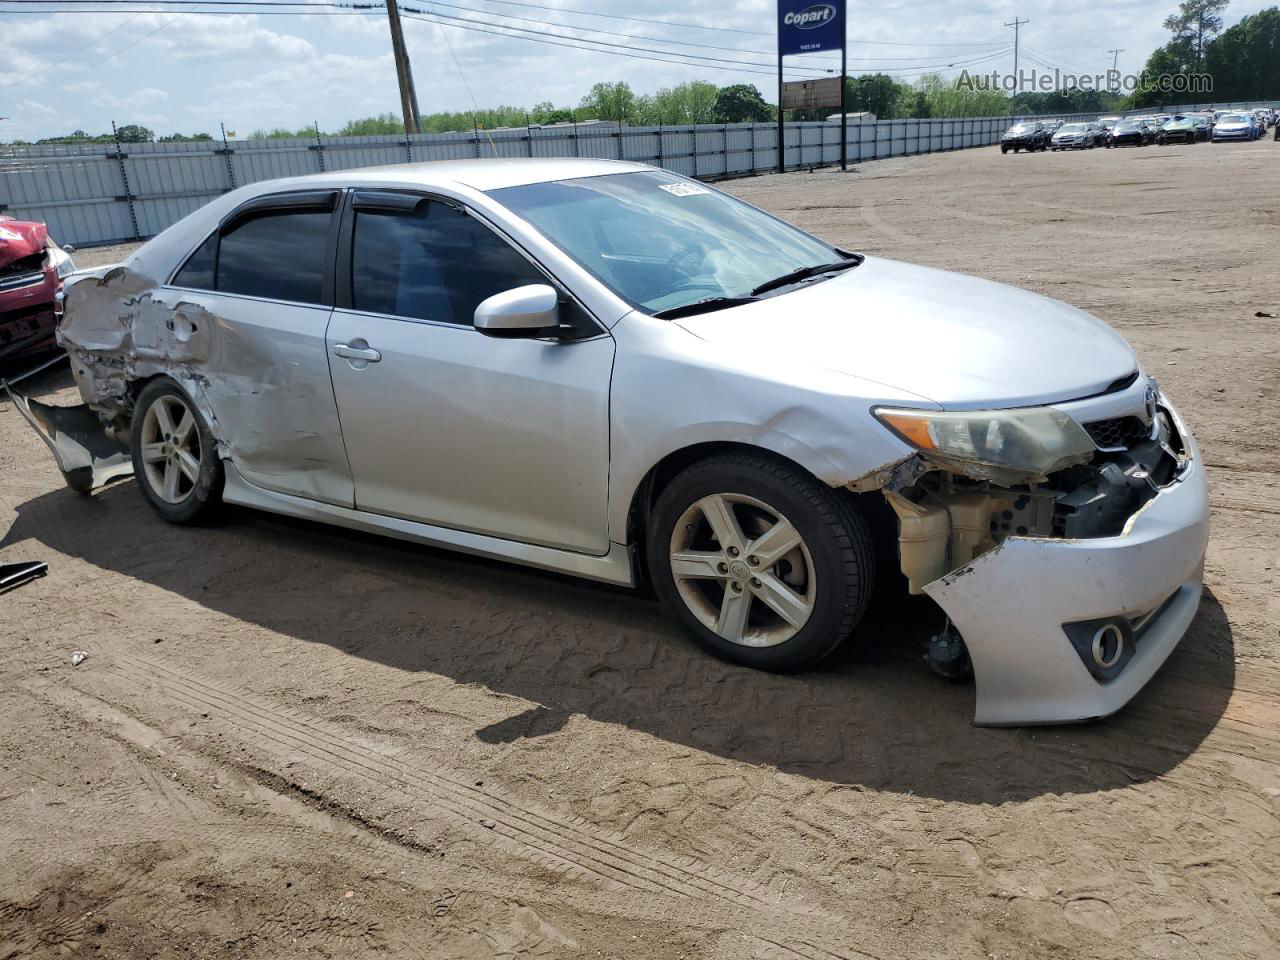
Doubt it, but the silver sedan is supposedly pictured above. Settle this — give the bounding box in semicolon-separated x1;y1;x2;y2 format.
26;158;1208;726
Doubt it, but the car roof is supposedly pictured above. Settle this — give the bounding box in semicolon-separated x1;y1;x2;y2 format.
123;158;654;282
253;158;651;195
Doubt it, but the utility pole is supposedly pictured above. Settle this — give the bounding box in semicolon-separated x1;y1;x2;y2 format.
1004;16;1030;93
1107;48;1125;93
385;0;421;135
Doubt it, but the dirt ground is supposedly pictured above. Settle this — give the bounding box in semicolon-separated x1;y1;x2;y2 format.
2;138;1278;960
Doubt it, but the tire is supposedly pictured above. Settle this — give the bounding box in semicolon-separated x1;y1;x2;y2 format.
1001;144;1008;154
646;452;875;672
130;377;224;524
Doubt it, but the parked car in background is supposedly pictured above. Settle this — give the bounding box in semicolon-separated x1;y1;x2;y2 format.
0;216;75;362
14;158;1208;727
1212;112;1258;142
1158;116;1201;144
1252;109;1271;131
1043;120;1064;136
1000;121;1050;153
1050;122;1099;150
1097;116;1122;136
1106;119;1154;147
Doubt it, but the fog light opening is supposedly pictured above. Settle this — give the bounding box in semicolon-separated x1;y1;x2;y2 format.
1091;623;1126;670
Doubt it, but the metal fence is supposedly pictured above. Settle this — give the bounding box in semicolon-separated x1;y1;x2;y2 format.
0;116;1012;248
3;99;1276;249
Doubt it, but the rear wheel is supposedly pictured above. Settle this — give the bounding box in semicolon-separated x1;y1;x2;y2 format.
647;453;875;672
130;378;223;524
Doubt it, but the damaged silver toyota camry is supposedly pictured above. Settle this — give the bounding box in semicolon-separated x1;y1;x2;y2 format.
13;158;1208;725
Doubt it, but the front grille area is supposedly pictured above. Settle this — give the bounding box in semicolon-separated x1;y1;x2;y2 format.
1084;416;1150;450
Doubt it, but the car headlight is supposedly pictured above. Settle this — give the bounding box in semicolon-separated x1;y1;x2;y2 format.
47;244;76;280
873;406;1096;480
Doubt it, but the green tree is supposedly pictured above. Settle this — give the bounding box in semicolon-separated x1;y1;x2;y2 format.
713;83;773;122
916;73;1010;118
335;113;404;136
847;73;908;119
529;101;576;125
578;81;637;123
1164;0;1230;67
1203;6;1280;100
1128;40;1198;107
638;81;719;125
114;124;154;142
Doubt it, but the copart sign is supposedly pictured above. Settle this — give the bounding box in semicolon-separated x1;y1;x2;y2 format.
777;0;845;57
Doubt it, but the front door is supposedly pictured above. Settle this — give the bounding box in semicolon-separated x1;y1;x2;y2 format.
325;195;614;555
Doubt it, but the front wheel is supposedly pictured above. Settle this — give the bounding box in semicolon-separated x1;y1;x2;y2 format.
130;377;224;524
647;453;875;672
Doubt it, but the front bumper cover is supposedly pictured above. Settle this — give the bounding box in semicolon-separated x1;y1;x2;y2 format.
923;420;1208;726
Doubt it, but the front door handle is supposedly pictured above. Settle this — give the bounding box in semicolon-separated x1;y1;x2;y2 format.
332;342;382;363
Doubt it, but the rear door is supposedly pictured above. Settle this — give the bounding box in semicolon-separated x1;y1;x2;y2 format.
165;191;354;507
325;191;615;555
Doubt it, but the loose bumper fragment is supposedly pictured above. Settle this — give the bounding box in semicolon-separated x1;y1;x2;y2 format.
3;381;133;493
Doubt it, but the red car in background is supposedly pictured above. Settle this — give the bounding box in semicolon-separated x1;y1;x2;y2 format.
0;216;75;361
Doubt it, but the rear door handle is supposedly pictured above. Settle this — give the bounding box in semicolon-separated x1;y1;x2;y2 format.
332;343;382;362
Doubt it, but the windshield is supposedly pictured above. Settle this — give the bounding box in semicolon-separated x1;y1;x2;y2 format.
1221;114;1249;123
1116;121;1141;130
1058;124;1085;133
1007;124;1032;134
490;170;843;314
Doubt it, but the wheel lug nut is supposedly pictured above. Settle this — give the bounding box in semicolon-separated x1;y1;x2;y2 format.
727;546;739;557
717;562;728;574
747;556;759;566
750;577;761;588
731;582;743;592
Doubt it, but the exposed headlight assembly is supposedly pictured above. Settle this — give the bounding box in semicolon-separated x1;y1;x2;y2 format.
47;244;76;280
874;405;1097;483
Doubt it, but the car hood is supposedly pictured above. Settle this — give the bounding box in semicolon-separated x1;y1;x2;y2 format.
0;216;47;270
672;256;1138;409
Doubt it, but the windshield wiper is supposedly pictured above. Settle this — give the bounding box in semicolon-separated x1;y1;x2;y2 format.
652;296;758;320
749;257;861;297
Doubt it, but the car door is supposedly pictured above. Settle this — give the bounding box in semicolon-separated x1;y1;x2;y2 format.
325;190;615;555
165;190;355;507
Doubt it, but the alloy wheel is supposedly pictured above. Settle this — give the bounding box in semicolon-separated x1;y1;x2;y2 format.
139;393;202;504
668;493;816;648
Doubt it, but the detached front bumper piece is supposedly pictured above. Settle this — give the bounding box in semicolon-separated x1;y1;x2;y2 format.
925;450;1208;726
2;380;133;493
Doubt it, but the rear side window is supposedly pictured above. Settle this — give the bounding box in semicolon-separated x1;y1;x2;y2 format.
217;210;330;304
172;233;216;290
351;201;543;325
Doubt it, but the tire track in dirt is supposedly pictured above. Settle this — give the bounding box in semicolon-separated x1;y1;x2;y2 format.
26;666;883;960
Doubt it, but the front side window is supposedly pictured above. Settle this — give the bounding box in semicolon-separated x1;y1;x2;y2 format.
217;210;330;304
351;200;544;325
490;170;842;315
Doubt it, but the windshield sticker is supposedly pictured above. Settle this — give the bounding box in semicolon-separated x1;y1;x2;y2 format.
658;183;710;197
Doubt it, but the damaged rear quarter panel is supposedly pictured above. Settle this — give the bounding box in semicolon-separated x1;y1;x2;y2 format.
60;250;354;507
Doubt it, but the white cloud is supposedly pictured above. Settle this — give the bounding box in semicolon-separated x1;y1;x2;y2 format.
1;1;1271;141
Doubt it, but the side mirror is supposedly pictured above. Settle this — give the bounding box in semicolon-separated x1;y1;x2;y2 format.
474;283;560;339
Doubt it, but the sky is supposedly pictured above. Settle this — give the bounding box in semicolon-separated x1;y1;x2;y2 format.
0;0;1274;141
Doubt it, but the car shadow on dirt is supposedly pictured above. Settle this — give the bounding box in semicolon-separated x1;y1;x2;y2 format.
3;480;1235;804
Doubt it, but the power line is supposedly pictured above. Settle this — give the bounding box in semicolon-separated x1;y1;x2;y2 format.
399;5;839;76
0;11;143;88
398;10;791;78
402;8;1010;83
409;0;1004;63
54;13;182;87
462;0;1009;47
